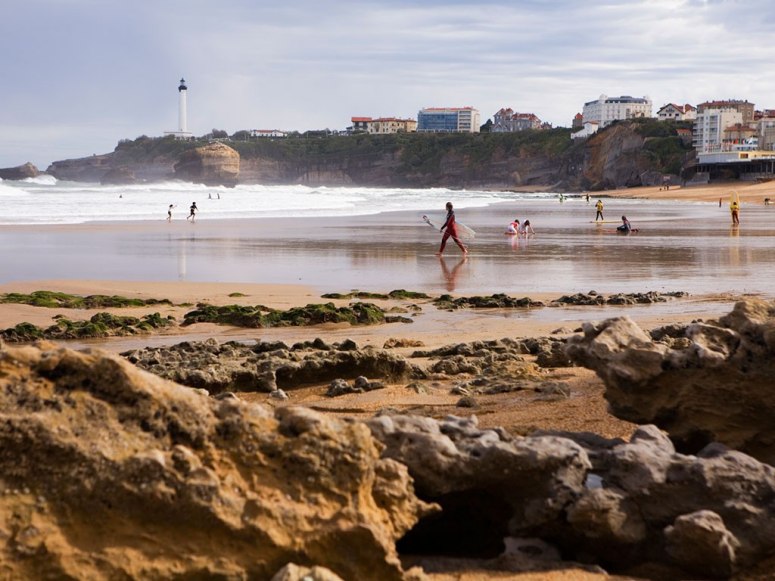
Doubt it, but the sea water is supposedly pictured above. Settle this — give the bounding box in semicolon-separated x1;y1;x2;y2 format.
0;176;562;225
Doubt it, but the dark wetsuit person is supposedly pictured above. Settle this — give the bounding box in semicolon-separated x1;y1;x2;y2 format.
437;202;467;255
617;215;632;233
186;202;198;221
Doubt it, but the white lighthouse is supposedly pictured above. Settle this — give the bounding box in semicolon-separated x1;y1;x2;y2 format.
165;77;193;139
178;78;188;133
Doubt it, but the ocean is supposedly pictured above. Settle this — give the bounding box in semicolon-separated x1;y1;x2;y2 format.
0;176;560;225
3;176;775;298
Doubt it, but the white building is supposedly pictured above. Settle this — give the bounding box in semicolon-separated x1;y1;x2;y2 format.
692;108;743;152
656;103;697;121
250;129;287;138
571;121;599;140
582;94;652;127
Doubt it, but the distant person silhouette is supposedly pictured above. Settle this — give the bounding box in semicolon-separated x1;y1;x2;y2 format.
186;202;198;222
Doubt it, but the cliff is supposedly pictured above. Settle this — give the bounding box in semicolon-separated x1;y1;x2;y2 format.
44;120;695;191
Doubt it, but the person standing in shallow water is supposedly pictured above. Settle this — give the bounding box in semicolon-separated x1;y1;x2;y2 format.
595;199;604;222
730;199;740;225
436;202;467;256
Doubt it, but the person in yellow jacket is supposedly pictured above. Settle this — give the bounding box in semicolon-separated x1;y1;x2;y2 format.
730;200;740;225
595;199;604;222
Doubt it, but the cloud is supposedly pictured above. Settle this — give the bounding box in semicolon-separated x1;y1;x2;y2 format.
1;0;774;167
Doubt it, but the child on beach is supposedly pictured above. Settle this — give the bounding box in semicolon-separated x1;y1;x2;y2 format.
167;204;176;222
520;219;535;236
186;202;198;222
436;202;467;256
506;219;520;235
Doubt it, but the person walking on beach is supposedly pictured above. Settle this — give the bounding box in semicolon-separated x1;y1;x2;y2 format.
167;204;176;222
595;199;604;222
436;202;467;256
585;193;590;204
730;199;740;225
186;202;198;222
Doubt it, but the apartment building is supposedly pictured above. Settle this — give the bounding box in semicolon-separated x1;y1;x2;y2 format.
697;100;754;125
692;108;743;152
417;107;481;133
656;103;697;121
492;108;542;132
350;117;417;134
582;95;652;127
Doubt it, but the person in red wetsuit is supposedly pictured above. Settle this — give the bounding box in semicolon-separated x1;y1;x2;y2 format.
436;202;468;256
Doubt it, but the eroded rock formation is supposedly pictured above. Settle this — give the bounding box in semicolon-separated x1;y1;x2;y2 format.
566;299;775;464
0;340;433;579
173;141;240;186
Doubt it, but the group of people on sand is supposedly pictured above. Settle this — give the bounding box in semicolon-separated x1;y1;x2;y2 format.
505;218;535;237
166;201;200;222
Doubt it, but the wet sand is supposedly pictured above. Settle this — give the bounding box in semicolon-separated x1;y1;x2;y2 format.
2;192;775;297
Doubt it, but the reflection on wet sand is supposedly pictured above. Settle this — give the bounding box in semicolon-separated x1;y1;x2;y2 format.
2;199;775;297
438;256;468;291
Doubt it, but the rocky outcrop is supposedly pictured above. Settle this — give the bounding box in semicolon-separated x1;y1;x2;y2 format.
0;162;39;180
46;154;115;182
0;340;433;579
173;141;239;186
123;338;423;394
369;416;775;578
565;299;775;465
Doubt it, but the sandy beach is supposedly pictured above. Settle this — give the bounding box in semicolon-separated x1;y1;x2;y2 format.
2;181;773;430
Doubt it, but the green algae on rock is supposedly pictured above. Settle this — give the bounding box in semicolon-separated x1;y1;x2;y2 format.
0;312;175;342
0;290;173;309
321;289;430;300
182;302;387;328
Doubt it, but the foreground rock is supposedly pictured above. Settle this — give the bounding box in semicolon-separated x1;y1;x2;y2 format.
174;141;240;186
566;299;775;465
369;416;775;578
0;340;434;580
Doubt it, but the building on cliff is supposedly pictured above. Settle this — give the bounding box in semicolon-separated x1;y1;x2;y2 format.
492;108;542;132
417;107;480;133
250;129;287;138
656;103;697;121
349;117;417;134
570;121;599;140
582;95;652;128
697;99;754;125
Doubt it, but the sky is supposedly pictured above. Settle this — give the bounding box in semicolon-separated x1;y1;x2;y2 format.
2;0;773;169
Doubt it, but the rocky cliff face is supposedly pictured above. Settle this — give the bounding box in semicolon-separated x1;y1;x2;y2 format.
174;142;240;186
43;122;689;190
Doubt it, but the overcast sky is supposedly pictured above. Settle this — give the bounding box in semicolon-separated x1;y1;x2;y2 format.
2;0;773;169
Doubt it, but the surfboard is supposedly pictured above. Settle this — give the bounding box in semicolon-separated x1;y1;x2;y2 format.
422;214;476;240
